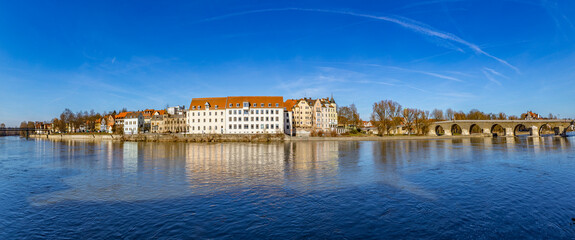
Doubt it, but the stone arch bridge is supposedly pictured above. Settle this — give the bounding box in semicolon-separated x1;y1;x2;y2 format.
429;120;575;137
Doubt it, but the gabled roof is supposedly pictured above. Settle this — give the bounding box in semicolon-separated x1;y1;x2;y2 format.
284;99;298;111
154;110;166;115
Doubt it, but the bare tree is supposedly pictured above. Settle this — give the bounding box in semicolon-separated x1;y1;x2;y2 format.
402;108;417;135
431;109;444;121
446;108;454;120
371;100;389;136
386;100;402;135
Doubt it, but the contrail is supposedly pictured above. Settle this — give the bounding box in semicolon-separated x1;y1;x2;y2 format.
196;8;520;73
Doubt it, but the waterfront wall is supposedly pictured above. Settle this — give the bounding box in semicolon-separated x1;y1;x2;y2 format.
30;133;285;142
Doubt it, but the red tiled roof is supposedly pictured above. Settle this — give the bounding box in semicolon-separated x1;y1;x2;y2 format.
227;96;283;109
115;112;130;119
284;99;298;111
189;96;284;110
189;97;227;111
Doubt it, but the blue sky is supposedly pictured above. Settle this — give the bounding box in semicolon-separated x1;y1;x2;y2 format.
1;0;575;126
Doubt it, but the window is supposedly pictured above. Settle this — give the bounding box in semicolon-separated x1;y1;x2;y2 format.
276;117;279;121
233;117;237;121
268;103;271;107
256;110;259;114
266;110;269;114
244;110;248;115
236;103;240;107
275;110;279;114
261;103;264;107
251;110;254;114
198;106;201;109
266;117;269;121
251;117;254;121
215;105;218;109
234;110;237;114
276;103;279;107
192;106;195;110
256;117;259;121
209;112;211;116
229;124;232;129
243;102;249;107
229;103;232;107
253;103;257;107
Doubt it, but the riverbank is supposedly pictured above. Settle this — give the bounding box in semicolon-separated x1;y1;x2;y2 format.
27;133;522;142
29;133;285;142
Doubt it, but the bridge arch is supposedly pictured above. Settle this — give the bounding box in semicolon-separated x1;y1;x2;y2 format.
514;124;530;136
565;123;575;136
451;124;462;135
538;124;553;136
491;124;505;137
469;124;482;134
435;125;445;136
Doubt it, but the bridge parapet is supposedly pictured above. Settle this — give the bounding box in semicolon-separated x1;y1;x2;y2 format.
429;120;574;137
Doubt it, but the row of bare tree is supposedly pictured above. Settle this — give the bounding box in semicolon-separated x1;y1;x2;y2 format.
338;100;561;136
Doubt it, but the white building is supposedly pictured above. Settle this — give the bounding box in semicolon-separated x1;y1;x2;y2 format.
123;112;144;135
188;97;227;134
187;96;290;135
167;105;186;115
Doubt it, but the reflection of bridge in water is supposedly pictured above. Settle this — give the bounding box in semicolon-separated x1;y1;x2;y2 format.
430;120;575;137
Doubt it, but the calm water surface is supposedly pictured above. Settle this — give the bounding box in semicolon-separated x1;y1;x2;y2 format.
1;136;575;239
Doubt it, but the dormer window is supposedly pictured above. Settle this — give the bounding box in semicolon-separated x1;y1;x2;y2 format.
261;103;264;107
215;105;218;109
236;103;240;107
243;102;249;107
275;103;279;107
192;106;196;110
253;103;257;107
268;103;271;107
198;106;201;109
229;103;232;107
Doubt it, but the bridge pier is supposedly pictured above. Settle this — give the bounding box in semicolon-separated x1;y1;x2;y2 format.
505;127;514;137
461;129;470;136
557;126;565;136
444;128;452;136
530;126;539;137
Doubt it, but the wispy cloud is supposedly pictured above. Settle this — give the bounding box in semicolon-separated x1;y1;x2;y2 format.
483;67;508;79
363;64;464;82
482;69;502;86
197;8;519;72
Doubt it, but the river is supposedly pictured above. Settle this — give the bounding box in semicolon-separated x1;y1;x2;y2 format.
1;136;574;239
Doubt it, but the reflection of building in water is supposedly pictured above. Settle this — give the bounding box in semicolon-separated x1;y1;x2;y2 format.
184;143;288;185
284;141;340;171
123;142;139;173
